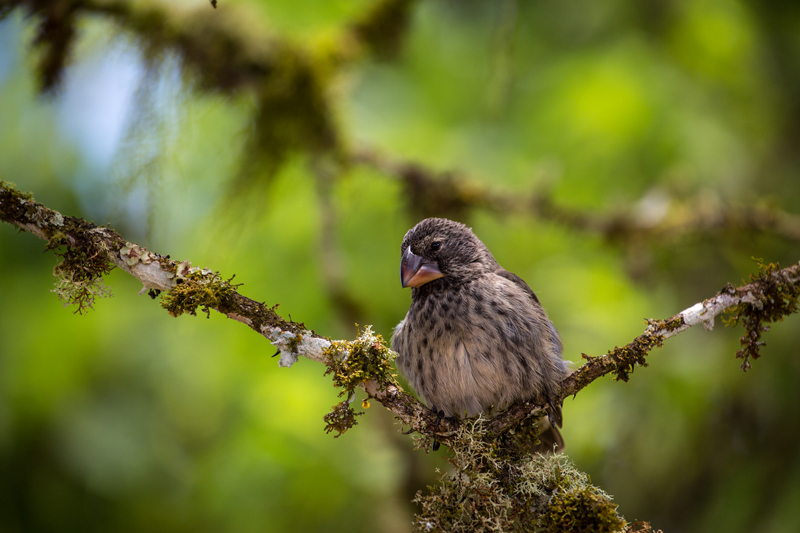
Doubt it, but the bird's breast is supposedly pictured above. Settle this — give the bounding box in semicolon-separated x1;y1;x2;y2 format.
397;286;523;416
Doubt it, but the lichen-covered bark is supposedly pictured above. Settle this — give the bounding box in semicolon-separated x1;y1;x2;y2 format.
0;180;435;428
485;261;800;439
4;179;799;447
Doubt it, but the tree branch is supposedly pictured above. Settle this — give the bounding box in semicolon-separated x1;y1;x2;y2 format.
352;146;800;245
485;262;800;437
0;180;439;433
2;180;799;448
10;0;793;250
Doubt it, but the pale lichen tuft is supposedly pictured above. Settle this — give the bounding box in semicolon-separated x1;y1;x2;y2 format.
413;417;624;532
51;267;113;314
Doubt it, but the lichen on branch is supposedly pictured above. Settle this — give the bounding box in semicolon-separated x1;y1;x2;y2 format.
0;181;119;313
723;259;800;370
161;268;242;319
322;326;399;436
413;417;624;533
51;266;113;314
4;179;800;443
487;259;800;440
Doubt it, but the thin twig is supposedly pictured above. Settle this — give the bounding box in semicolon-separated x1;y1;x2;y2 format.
352;146;800;245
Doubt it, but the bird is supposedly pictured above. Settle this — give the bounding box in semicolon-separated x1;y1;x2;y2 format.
391;217;569;452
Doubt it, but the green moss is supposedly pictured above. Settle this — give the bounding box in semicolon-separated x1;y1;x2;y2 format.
414;418;623;532
724;259;800;370
0;181;38;226
0;180;34;202
322;326;398;436
1;182;123;313
323;326;397;392
160;269;242;318
322;400;364;438
606;332;664;382
542;487;625;533
646;315;684;332
51;266;113;314
49;240;115;314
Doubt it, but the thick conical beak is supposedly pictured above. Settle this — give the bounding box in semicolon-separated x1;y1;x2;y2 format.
401;248;444;288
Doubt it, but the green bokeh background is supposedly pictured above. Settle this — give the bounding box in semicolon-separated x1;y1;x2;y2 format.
2;1;800;532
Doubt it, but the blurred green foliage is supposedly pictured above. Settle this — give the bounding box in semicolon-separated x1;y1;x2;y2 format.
1;0;800;532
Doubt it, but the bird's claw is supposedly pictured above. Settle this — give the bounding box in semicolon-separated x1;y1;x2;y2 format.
545;395;561;427
400;407;448;440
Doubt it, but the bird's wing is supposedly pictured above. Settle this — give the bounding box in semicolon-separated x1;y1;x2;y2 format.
493;268;563;359
494;268;565;427
494;269;540;305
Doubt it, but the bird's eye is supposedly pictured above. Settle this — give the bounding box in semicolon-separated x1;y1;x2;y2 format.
430;242;442;252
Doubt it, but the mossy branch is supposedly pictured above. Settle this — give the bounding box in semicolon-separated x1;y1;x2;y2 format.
5;180;794;532
0;182;800;445
353;146;800;245
483;259;800;439
9;0;789;250
0;180;430;428
8;0;796;248
4;179;799;445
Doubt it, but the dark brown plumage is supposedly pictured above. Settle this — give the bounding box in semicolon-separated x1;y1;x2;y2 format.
391;218;569;452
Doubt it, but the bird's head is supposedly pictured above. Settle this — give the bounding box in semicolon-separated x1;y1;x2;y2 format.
399;218;498;289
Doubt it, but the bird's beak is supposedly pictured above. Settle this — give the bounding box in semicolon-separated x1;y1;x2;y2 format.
401;248;444;288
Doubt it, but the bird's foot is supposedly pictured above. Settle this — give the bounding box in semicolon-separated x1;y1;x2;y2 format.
400;407;449;438
545;395;562;428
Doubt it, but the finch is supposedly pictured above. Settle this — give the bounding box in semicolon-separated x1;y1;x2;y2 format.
391;218;569;452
